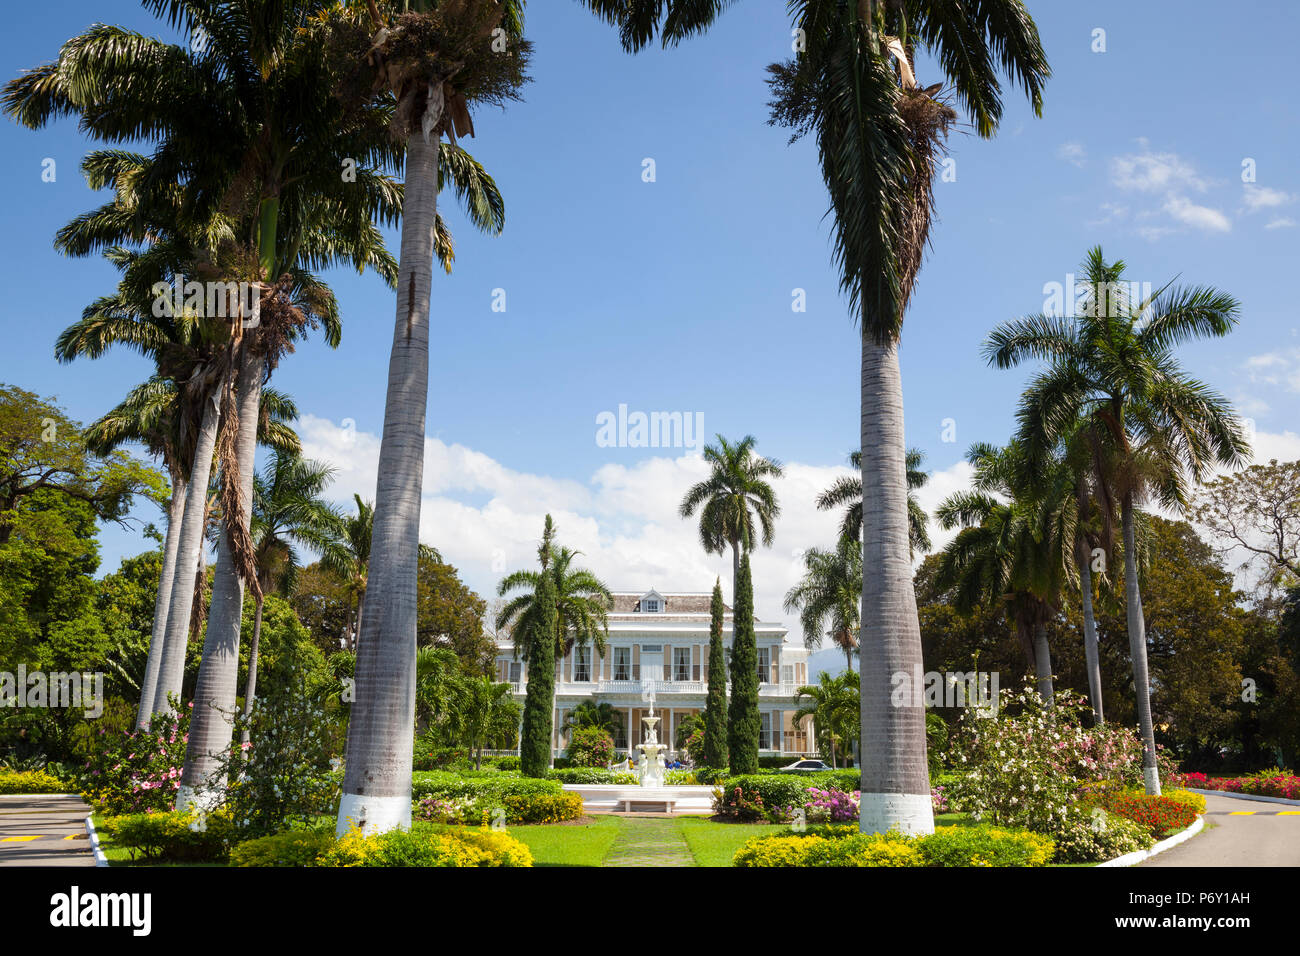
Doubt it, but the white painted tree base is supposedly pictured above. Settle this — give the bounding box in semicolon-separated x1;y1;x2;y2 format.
336;792;411;837
859;792;935;836
1144;767;1162;795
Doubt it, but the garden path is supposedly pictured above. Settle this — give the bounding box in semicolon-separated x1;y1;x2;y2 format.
600;816;694;867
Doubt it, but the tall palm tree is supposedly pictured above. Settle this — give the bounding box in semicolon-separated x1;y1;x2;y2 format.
761;1;1048;836
322;495;376;652
81;375;301;725
935;441;1071;704
239;451;344;744
561;701;624;738
784;535;862;671
497;525;613;769
679;434;784;601
792;670;860;768
817;448;931;556
985;246;1249;794
328;0;528;835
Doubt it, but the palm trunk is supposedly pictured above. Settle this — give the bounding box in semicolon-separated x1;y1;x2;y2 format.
354;589;366;650
858;333;934;836
1032;617;1054;706
239;593;265;746
1122;495;1161;795
337;130;438;837
178;348;265;811
154;392;222;716
1077;544;1104;722
136;472;187;727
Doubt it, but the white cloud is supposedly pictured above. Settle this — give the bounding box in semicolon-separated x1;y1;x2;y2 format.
1162;195;1231;233
1110;139;1210;193
1242;184;1295;211
1242;348;1300;392
1056;141;1087;168
1265;217;1296;230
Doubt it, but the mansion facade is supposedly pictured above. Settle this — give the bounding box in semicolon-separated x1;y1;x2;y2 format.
493;589;815;758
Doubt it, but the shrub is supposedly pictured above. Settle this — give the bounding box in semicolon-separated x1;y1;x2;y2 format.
733;834;822;867
322;823;532;867
931;785;950;814
1050;808;1153;864
803;834;924;867
566;726;615;768
916;825;1055;867
1162;788;1207;815
664;769;698;785
218;666;341;839
494;756;520;772
1085;790;1199;839
410;771;561;803
229;829;336;867
100;810;235;863
79;704;190;815
547;767;636;785
1171;770;1300;800
501;791;583;824
803;786;860;823
0;769;66;794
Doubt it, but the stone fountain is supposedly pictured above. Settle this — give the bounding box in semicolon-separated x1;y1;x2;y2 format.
636;685;668;789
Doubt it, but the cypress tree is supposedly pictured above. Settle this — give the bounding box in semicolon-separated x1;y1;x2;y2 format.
702;578;729;767
727;553;760;774
520;518;558;777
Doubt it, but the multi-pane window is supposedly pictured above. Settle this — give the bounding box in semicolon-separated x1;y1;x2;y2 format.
614;647;631;681
756;647;770;684
573;646;591;682
759;712;773;750
673;647;691;682
644;599;660;612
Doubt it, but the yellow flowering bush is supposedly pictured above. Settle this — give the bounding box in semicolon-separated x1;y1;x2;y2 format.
733;834;821;867
732;823;1053;867
321;823;532;867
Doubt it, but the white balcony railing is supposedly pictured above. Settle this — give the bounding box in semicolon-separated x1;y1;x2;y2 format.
508;678;804;698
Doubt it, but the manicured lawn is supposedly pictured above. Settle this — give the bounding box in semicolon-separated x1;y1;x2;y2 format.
678;817;785;867
507;816;622;867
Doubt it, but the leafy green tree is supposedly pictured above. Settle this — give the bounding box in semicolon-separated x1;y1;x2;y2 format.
417;552;491;674
679;434;783;602
562;701;624;738
1193;459;1300;586
784;535;863;670
727;553;760;775
702;579;729;768
986;246;1250;793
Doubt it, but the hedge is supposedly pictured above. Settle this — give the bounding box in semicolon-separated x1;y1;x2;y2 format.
733;823;1054;867
0;769;67;794
410;771;562;802
100;810;235;863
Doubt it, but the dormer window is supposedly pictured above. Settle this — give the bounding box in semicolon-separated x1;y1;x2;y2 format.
644;599;660;613
637;589;665;613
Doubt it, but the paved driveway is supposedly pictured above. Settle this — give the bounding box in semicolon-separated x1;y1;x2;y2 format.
1139;792;1300;867
0;795;96;867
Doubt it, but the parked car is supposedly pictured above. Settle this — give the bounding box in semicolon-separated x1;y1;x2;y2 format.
779;759;832;772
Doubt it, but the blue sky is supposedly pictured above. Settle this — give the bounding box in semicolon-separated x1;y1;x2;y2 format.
2;1;1297;648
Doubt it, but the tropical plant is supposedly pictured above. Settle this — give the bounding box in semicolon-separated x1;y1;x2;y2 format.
239;451;344;743
784;535;863;670
793;670;861;768
764;0;1049;835
446;674;520;770
679;434;783;601
518;517;559;778
496;516;612;770
327;0;528;836
817;448;931;555
561;701;624;738
985;246;1250;793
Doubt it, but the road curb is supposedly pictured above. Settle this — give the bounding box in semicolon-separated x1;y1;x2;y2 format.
84;814;108;868
1097;817;1204;868
1185;788;1300;807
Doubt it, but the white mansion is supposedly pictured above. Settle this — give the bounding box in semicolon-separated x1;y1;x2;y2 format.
493;589;815;758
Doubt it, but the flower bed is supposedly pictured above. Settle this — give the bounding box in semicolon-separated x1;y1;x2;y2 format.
231;824;533;867
1170;771;1300;800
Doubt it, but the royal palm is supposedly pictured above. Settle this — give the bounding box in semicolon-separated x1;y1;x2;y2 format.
985;246;1249;794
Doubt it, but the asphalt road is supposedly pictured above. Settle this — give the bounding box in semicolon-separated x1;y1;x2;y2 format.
0;795;96;867
1139;792;1300;867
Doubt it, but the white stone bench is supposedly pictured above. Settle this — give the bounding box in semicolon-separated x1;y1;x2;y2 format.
619;790;677;813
